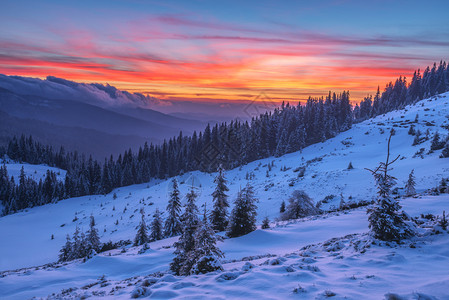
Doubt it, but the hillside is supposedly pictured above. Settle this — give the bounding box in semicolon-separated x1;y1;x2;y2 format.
0;93;448;299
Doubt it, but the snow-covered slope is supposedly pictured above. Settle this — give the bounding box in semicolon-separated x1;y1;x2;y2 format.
0;93;448;299
1;158;66;182
1;195;448;299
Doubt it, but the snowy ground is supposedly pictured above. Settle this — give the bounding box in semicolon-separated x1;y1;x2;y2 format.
0;93;448;299
1;195;448;299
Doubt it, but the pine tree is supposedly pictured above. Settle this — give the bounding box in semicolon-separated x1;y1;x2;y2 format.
209;166;230;232
72;226;82;258
347;162;354;170
280;190;319;220
280;200;286;213
79;231;88;258
134;208;150;246
442;141;449;158
164;178;182;237
86;215;101;252
189;209;224;274
439;211;448;231
412;130;422;146
431;132;444;150
149;208;163;242
227;183;258;238
170;187;200;275
366;133;413;241
261;216;270;229
339;194;346;210
59;234;73;262
404;169;416;197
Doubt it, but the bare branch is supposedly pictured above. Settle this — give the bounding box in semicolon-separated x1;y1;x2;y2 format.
389;154;400;166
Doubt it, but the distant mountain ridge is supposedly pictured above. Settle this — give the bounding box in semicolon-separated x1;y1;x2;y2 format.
0;74;206;158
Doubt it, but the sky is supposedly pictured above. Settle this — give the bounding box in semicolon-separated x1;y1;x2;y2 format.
1;0;449;107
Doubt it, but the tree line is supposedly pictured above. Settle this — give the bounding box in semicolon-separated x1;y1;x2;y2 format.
1;61;449;215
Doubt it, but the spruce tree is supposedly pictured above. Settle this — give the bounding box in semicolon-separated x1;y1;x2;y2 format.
413;130;422;146
280;190;319;221
134;208;150;246
79;231;88;258
59;234;73;262
209;166;230;232
261;216;270;229
170;187;200;275
72;226;83;258
227;183;258;238
280;200;286;213
439;211;448;231
189;208;224;274
404;169;416;197
164;178;182;237
86;215;101;252
339;194;346;210
441;141;449;158
149;208;163;242
366;133;413;241
430;132;444;150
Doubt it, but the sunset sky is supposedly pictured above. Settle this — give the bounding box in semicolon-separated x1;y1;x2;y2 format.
1;0;449;106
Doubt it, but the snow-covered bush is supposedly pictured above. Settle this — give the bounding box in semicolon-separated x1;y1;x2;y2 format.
131;286;150;298
215;272;240;282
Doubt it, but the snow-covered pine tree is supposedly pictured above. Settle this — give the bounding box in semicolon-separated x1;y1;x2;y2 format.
280;190;319;221
58;234;73;262
170;187;200;275
366;133;414;241
164;178;182;237
404;169;416;197
209;165;230;232
438;178;448;193
79;231;88;258
439;211;448;231
412;130;422;145
261;216;270;229
339;194;346;210
149;208;163;242
86;215;101;252
134;208;150;246
280;200;286;213
72;226;82;258
227;182;258;238
441;141;449;158
274;129;288;157
189;208;224;275
430;132;444;150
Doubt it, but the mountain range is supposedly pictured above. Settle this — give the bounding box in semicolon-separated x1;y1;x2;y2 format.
0;74;206;158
